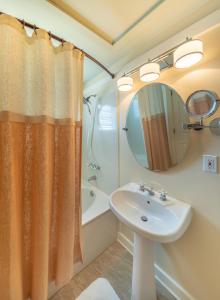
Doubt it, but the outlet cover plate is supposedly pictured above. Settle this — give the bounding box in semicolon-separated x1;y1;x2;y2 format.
203;155;218;173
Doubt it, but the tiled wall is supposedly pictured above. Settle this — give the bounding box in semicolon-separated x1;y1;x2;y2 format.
82;84;119;194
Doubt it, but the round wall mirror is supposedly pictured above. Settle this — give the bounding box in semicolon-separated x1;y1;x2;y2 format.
126;83;189;171
185;90;219;119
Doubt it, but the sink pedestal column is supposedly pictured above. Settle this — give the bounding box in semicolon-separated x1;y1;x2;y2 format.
132;233;156;300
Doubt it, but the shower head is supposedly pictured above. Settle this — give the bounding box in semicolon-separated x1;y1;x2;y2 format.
83;94;96;115
83;94;96;104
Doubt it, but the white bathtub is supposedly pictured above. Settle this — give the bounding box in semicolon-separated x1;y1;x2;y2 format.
74;182;118;274
48;183;118;298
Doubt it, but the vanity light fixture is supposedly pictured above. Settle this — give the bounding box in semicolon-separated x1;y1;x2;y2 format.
117;38;204;92
173;39;203;68
117;75;133;92
140;62;160;82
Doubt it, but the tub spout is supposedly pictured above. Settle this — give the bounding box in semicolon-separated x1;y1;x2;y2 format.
88;175;97;182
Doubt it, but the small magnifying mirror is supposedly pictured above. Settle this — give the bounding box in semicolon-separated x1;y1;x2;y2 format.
185;90;219;119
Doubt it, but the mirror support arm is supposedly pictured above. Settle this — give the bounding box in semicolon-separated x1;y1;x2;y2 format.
183;122;220;131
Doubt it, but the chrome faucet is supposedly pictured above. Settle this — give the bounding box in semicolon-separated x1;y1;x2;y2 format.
139;184;155;196
88;175;97;182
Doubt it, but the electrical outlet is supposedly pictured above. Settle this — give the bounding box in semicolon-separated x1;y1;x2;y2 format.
203;155;218;173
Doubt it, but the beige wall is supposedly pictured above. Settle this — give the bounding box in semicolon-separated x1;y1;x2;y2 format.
118;25;220;300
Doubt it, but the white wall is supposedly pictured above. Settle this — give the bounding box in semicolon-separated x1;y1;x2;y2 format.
118;24;220;300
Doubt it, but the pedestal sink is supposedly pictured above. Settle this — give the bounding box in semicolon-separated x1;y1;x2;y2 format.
110;183;192;300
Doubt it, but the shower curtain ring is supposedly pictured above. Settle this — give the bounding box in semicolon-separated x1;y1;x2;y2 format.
48;31;52;40
61;39;64;47
21;19;25;29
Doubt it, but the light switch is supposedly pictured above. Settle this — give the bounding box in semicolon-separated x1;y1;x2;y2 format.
203;155;218;173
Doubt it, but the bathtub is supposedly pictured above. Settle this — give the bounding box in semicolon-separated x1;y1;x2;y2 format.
82;183;110;225
74;183;118;274
48;183;118;298
74;182;118;274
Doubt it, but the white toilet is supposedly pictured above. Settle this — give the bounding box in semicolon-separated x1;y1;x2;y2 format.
76;278;120;300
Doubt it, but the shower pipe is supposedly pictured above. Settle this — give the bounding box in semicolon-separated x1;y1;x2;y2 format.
0;11;115;79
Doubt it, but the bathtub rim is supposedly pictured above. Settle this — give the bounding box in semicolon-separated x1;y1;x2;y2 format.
81;182;110;226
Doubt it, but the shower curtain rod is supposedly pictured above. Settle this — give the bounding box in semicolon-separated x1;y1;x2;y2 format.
0;11;115;79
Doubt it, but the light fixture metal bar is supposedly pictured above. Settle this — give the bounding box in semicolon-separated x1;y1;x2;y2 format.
124;38;191;77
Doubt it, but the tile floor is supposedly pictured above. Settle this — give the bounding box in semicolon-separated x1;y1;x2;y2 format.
50;242;176;300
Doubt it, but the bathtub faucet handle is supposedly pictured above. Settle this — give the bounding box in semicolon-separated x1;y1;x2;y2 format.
88;162;101;171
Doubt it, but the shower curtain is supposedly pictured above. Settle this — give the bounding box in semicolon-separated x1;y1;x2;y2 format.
138;85;171;171
0;14;83;300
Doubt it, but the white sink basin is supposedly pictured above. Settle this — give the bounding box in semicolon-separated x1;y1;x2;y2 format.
110;182;192;243
110;183;192;300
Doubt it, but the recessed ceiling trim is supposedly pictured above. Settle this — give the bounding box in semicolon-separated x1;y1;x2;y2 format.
112;0;165;44
47;0;113;44
47;0;166;45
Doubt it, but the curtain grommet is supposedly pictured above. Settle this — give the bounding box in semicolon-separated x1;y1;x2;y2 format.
48;31;52;40
21;19;25;29
33;24;37;35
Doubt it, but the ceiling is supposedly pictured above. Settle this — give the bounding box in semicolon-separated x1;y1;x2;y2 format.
48;0;163;44
47;0;220;83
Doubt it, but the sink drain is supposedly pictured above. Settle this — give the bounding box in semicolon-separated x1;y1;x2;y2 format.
141;216;148;222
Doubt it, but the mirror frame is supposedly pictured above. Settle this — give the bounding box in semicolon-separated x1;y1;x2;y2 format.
185;90;219;119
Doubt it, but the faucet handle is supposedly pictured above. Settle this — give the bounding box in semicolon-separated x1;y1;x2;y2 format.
139;183;145;191
159;190;167;201
88;162;101;170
